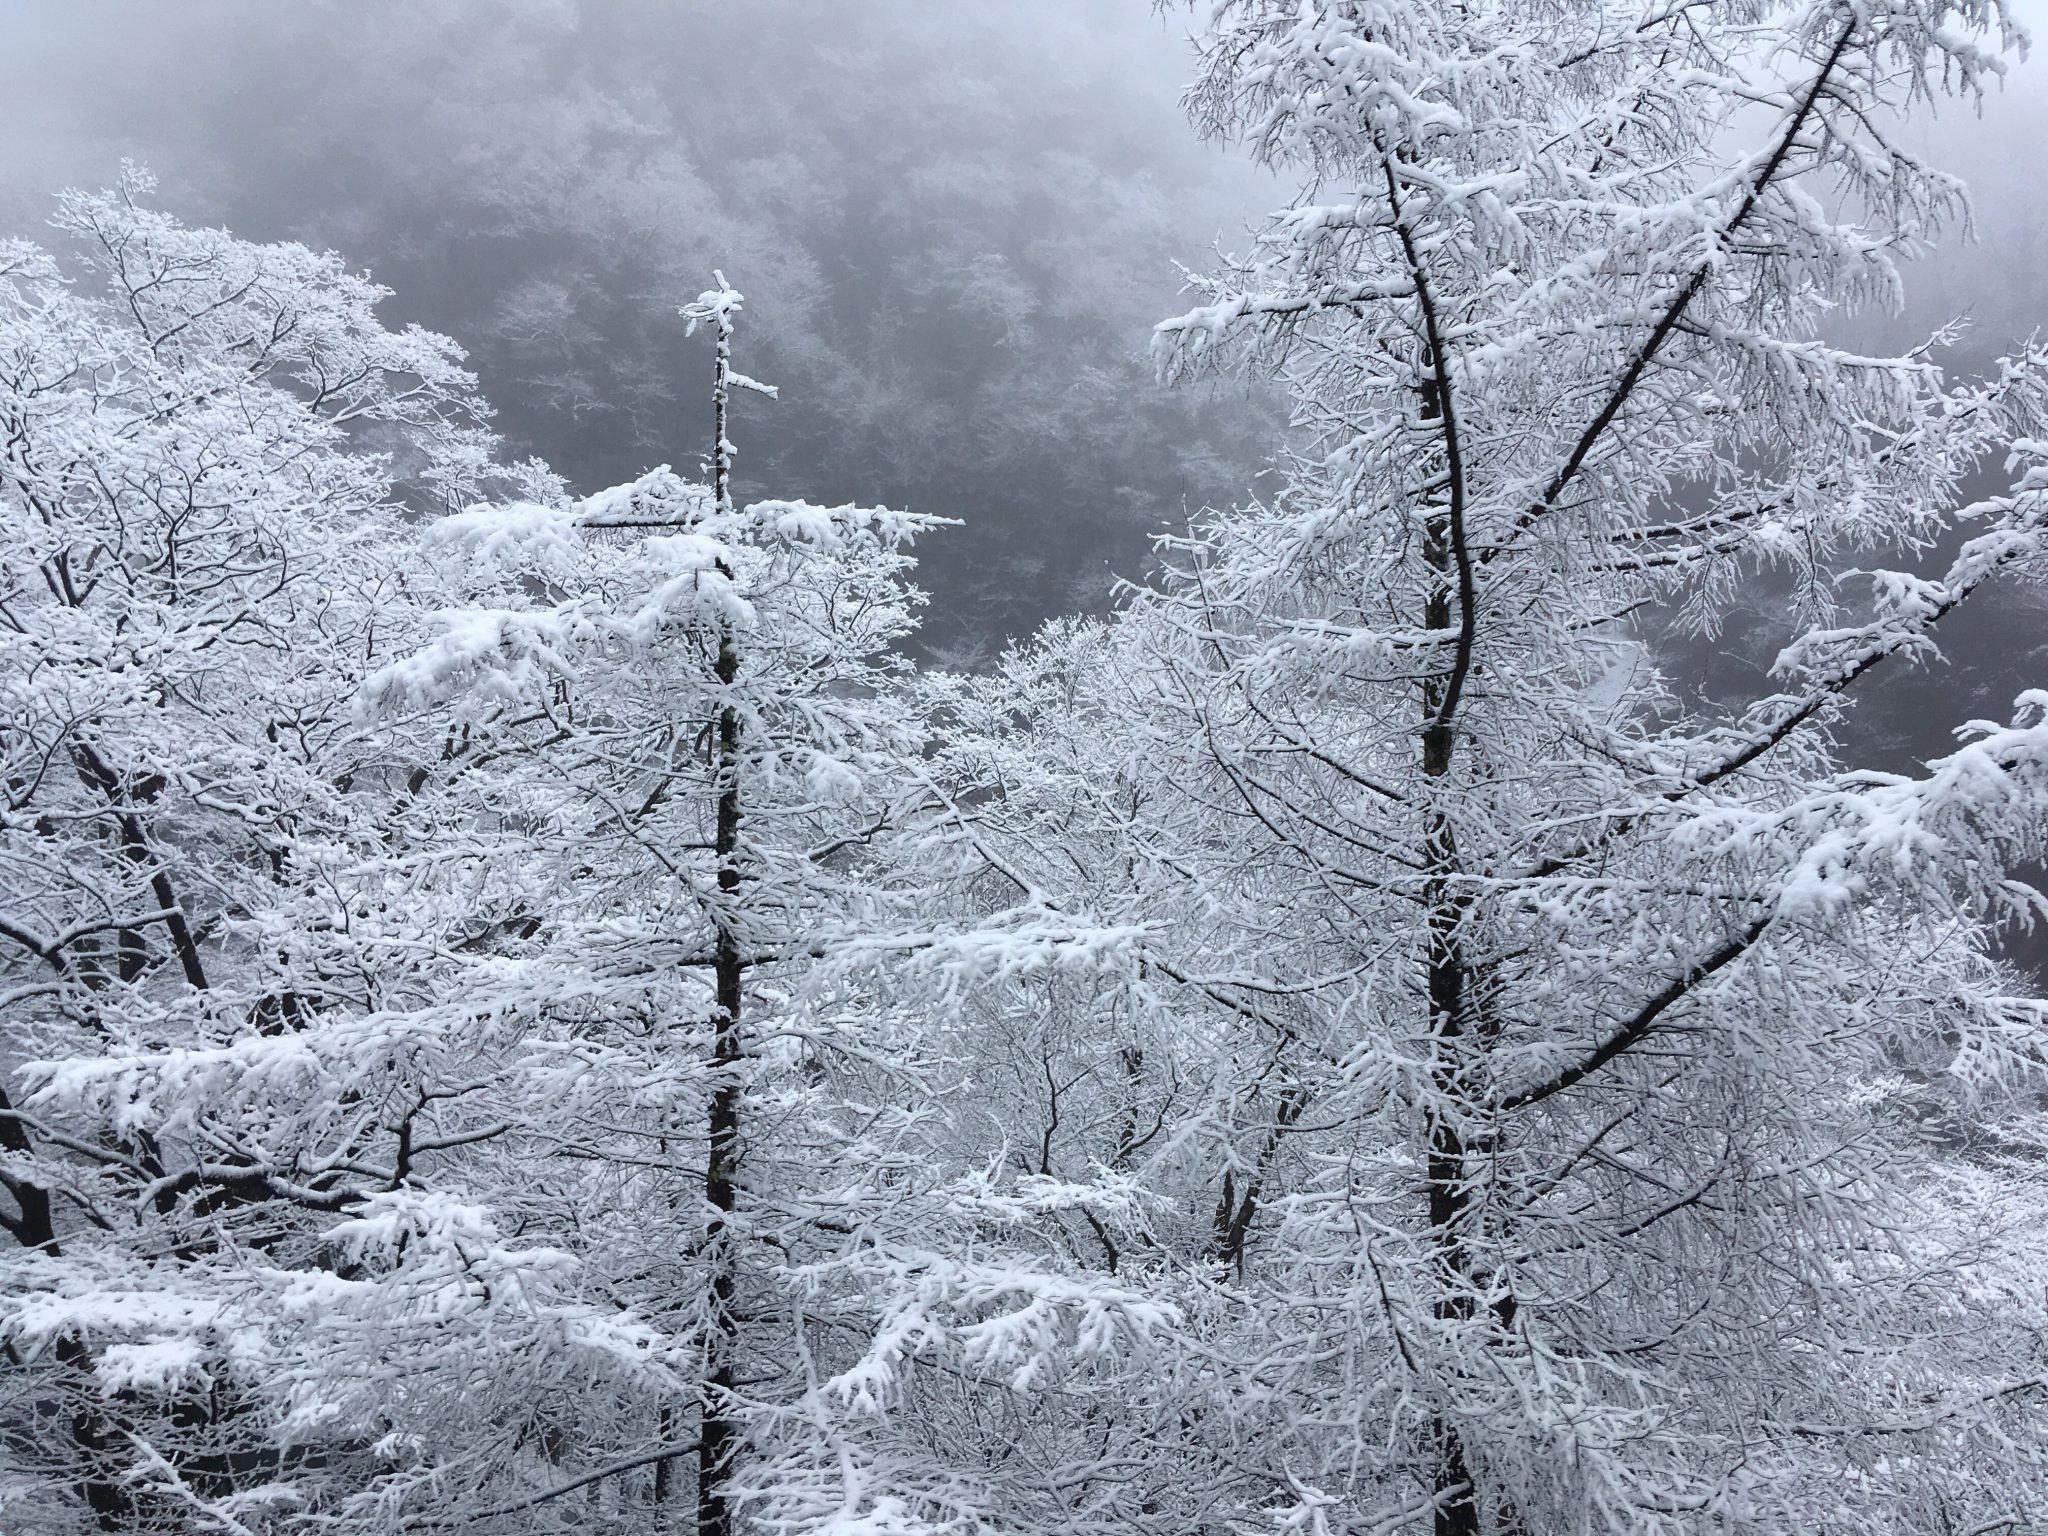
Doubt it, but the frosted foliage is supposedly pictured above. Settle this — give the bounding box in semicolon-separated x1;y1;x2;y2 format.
0;174;626;1535
0;208;1166;1536
9;3;2048;1532
940;0;2048;1530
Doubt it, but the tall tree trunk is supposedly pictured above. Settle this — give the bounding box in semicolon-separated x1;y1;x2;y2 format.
697;284;743;1536
699;631;742;1536
1416;364;1483;1536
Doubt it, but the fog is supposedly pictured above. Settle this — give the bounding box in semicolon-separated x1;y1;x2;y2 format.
0;0;1292;660
1;0;2042;698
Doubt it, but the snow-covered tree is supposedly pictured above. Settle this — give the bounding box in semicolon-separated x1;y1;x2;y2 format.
18;0;2048;1528
350;273;950;1534
995;0;2048;1530
323;278;1175;1536
0;192;1177;1532
0;171;568;1533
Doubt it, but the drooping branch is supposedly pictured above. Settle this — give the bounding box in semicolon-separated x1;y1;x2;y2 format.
1496;914;1771;1110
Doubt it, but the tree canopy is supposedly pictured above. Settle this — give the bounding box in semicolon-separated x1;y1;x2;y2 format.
6;2;2048;1533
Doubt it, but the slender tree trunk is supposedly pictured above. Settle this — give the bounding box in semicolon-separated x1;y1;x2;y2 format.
1416;367;1483;1536
699;637;742;1536
697;291;742;1536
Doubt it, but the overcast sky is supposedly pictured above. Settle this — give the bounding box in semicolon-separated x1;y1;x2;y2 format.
1;0;2042;689
0;1;1288;655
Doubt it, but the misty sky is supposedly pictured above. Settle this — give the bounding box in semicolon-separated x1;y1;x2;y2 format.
0;1;1291;659
2;0;2043;708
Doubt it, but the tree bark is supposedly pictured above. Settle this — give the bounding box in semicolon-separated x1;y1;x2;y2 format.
697;287;743;1536
1417;360;1484;1536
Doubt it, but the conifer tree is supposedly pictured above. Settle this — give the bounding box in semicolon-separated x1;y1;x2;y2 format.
1062;0;2048;1528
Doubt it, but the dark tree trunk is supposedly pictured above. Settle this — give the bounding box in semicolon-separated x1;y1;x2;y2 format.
697;290;744;1536
1416;358;1486;1536
699;634;743;1536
